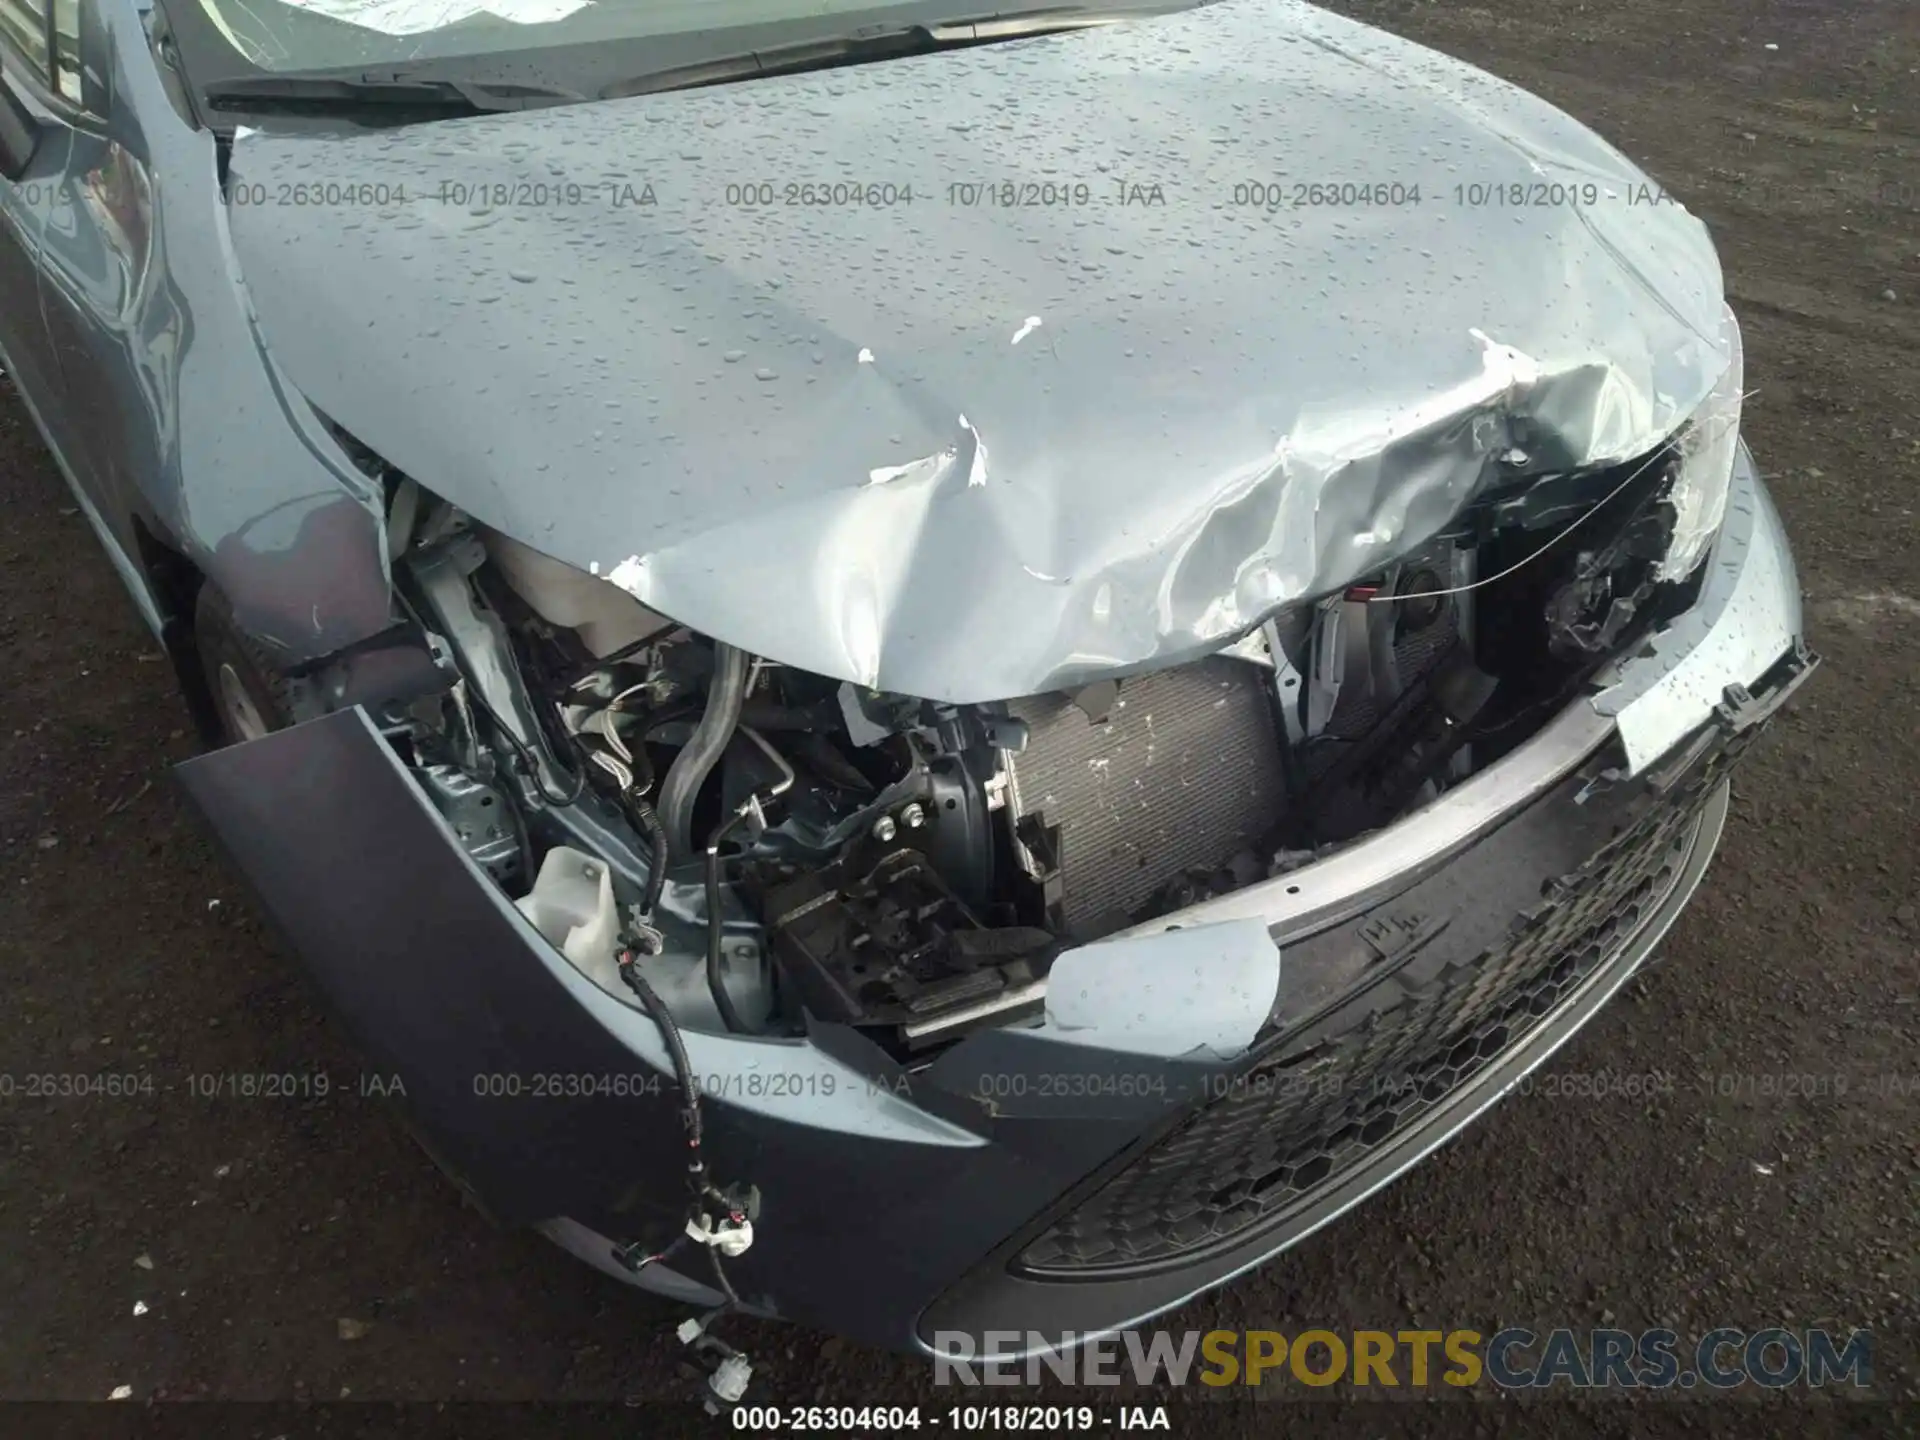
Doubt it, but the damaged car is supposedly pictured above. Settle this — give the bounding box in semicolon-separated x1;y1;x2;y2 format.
1;0;1814;1378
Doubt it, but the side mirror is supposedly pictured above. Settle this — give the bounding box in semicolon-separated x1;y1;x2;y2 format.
1;78;43;182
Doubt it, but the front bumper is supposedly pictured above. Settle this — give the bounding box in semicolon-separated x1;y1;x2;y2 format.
178;447;1811;1353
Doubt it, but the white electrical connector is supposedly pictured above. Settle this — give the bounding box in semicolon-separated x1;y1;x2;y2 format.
686;1211;755;1256
709;1354;753;1404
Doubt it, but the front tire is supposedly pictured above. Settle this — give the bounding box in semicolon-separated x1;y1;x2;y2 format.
194;583;296;745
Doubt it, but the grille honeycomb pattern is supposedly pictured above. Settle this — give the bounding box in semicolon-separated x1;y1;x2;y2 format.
1018;780;1712;1274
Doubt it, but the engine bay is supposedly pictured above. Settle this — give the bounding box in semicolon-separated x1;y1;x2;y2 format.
378;438;1704;1059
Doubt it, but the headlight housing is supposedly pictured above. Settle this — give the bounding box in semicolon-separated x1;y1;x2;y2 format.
1657;304;1745;582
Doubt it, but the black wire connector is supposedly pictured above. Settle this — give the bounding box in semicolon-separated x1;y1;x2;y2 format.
611;951;762;1407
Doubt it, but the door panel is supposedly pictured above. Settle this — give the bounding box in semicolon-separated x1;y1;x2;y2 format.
0;66;66;415
34;116;157;531
9;0;172;600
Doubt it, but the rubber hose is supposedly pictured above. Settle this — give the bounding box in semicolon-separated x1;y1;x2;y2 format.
705;810;754;1035
658;642;750;859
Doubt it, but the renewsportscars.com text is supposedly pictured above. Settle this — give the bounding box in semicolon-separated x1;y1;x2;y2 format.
932;1326;1873;1390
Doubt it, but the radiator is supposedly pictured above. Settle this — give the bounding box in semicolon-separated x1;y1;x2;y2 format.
1004;657;1289;938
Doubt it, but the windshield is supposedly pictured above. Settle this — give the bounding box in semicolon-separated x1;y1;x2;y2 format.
192;0;1128;75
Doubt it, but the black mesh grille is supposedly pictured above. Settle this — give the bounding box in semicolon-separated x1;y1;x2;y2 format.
1017;778;1712;1274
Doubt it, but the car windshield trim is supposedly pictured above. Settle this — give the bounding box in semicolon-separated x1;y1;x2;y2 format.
191;7;1143;117
198;72;581;117
604;10;1131;98
161;0;1203;101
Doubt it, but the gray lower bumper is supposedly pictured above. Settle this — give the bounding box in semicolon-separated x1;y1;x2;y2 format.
920;776;1736;1350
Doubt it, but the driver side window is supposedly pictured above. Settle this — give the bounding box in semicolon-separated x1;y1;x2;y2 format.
50;0;82;103
2;0;87;105
0;0;52;86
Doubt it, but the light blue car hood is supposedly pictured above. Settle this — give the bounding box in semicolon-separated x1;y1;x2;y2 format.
227;0;1731;702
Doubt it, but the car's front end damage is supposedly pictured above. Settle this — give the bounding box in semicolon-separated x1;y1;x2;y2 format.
176;402;1814;1357
149;0;1817;1362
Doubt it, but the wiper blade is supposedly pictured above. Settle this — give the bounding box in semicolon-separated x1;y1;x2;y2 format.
606;7;1132;99
202;74;580;120
206;6;1152;117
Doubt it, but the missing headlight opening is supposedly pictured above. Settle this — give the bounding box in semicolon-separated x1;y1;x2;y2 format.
372;420;1717;1062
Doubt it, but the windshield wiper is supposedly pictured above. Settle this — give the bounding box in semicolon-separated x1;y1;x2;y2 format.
201;74;581;122
604;7;1138;99
204;5;1165;120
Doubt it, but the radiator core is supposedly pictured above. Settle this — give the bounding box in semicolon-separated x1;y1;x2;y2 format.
1004;657;1289;938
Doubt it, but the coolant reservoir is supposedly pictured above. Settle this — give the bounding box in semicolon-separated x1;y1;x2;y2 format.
515;846;625;997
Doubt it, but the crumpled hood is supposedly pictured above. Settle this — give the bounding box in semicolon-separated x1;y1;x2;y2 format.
227;0;1730;703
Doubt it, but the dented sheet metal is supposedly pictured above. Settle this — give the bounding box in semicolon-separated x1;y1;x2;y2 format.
225;0;1733;703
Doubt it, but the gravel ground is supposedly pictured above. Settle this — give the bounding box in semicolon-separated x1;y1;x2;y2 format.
0;0;1914;1428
